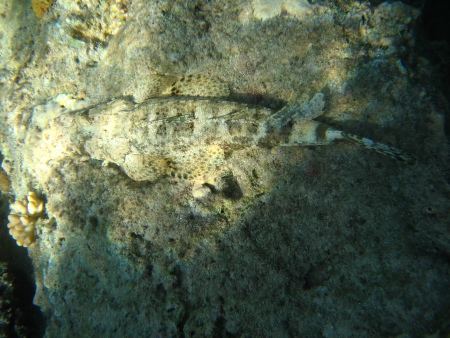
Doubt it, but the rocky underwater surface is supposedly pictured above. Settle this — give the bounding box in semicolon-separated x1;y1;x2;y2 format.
0;0;449;336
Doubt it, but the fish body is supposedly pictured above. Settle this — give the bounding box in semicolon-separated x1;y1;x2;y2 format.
54;75;415;185
71;96;286;182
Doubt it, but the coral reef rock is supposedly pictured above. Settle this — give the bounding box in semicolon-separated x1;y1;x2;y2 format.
0;0;449;336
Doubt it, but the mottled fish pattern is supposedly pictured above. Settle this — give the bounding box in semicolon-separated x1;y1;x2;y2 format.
57;74;415;185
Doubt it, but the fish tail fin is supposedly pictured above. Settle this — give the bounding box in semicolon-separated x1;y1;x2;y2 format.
342;132;416;164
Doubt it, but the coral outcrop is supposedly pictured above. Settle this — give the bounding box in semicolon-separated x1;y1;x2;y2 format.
7;192;45;247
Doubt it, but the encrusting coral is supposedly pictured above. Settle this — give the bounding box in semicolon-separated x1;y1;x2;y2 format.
7;192;45;247
0;167;11;193
31;0;55;19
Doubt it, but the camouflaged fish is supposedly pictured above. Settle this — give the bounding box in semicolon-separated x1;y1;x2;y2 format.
57;74;415;187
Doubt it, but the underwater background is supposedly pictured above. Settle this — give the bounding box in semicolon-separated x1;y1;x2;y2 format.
1;0;449;336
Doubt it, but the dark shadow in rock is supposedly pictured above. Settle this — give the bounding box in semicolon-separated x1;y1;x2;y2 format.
0;195;46;337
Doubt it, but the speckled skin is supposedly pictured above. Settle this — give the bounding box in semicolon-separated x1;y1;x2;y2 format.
57;92;414;184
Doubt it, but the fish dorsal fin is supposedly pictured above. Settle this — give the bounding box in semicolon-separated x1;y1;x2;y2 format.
166;74;231;97
270;92;325;126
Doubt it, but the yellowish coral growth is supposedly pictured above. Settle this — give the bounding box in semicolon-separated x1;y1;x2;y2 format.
7;192;45;247
32;0;55;19
0;167;11;193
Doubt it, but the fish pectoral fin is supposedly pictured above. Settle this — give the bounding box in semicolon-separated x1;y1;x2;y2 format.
123;154;173;181
166;74;231;98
